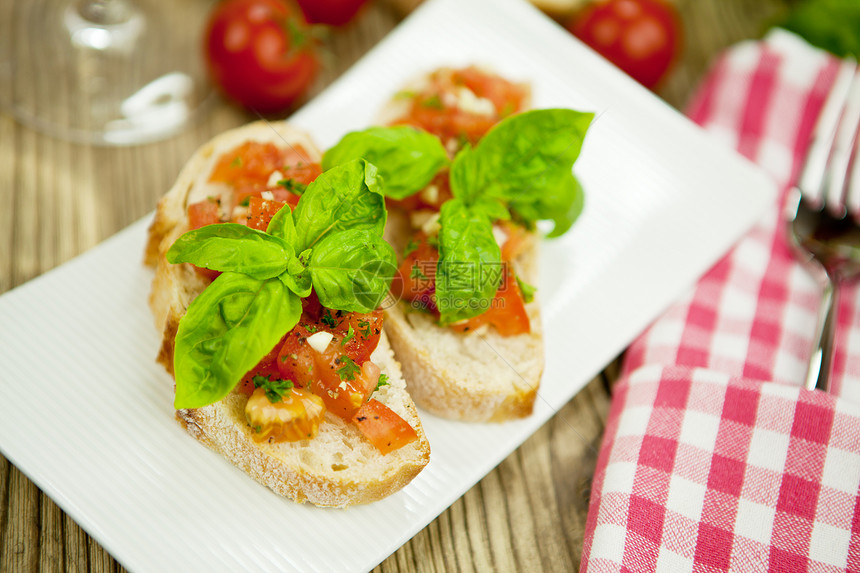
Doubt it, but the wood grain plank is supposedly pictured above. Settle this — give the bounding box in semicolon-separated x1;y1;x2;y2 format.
2;468;40;572
38;498;64;572
64;514;89;573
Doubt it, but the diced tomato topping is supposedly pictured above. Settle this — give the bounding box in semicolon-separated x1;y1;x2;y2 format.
449;265;530;336
389;66;528;147
500;221;529;261
388;170;453;212
243;292;385;420
208;141;321;213
245;197;287;231
453;67;528;115
209;141;317;189
188;198;222;229
186;199;223;281
280;161;322;186
352;399;419;455
391;230;530;335
391;233;439;312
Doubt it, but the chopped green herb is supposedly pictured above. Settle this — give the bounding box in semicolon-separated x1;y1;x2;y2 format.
341;324;355;346
410;265;427;281
515;274;537;304
277;178;308;195
427;234;440;249
393;90;417;100
252;375;294;404
357;319;372;339
238;196;251;207
305;324;319;334
321;309;337;328
230;156;242;168
421;94;444;109
375;373;389;392
335;356;361;381
403;238;419;258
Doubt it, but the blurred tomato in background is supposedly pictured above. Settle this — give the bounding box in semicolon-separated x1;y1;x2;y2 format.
296;0;371;25
204;0;320;113
566;0;681;89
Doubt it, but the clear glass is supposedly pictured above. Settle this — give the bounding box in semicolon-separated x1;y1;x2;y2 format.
0;0;212;146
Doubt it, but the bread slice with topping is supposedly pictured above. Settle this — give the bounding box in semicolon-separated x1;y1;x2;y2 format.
383;210;544;422
145;121;430;507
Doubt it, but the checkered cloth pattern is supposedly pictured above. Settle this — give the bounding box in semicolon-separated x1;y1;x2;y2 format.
580;31;860;573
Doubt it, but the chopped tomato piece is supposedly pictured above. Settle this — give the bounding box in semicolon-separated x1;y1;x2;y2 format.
244;294;384;419
209;141;317;189
389;66;528;147
450;266;530;336
245;197;287;231
388;170;453;212
454;66;528;115
391;233;439;310
499;221;529;261
352;399;418;455
188;199;222;230
186;199;223;281
280;161;322;186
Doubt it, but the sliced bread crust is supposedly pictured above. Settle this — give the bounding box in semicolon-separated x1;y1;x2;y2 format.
146;121;430;507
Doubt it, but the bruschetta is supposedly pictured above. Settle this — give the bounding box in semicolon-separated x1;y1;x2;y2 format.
145;121;430;507
322;67;592;422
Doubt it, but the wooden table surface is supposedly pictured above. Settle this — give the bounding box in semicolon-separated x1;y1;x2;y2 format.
0;0;792;570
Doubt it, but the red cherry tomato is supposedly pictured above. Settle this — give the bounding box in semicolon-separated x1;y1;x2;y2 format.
295;0;369;26
204;0;319;113
567;0;681;89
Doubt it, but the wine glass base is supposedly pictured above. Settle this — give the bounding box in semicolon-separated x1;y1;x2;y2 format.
0;0;212;146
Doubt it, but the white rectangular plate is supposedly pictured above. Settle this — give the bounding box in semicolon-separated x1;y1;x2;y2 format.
0;0;776;571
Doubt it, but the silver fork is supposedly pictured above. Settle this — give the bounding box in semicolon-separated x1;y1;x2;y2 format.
785;59;860;393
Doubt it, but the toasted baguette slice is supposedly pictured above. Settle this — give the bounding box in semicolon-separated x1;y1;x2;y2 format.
383;211;545;422
377;69;544;422
145;121;430;507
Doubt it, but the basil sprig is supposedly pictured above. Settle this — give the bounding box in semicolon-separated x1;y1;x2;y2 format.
167;159;396;409
324;108;592;324
449;109;593;238
322;126;450;200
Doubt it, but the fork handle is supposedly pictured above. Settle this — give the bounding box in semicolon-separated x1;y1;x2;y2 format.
805;279;839;392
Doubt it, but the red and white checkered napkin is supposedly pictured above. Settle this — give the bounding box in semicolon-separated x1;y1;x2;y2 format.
580;31;860;573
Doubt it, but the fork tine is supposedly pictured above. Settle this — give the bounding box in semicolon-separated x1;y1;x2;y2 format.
798;59;858;209
825;63;860;216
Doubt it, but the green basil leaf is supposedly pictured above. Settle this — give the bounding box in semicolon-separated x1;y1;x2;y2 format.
322;126;449;199
472;196;511;222
435;199;503;325
510;172;585;238
265;203;297;246
308;229;397;313
278;262;313;298
450;108;592;236
166;223;292;280
173;273;301;409
778;0;860;59
292;159;387;252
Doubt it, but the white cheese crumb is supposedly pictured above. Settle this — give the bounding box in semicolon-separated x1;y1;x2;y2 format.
307;331;334;354
421;212;441;235
261;190;275;201
492;225;508;248
266;170;284;188
420;184;440;205
456;86;495;117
